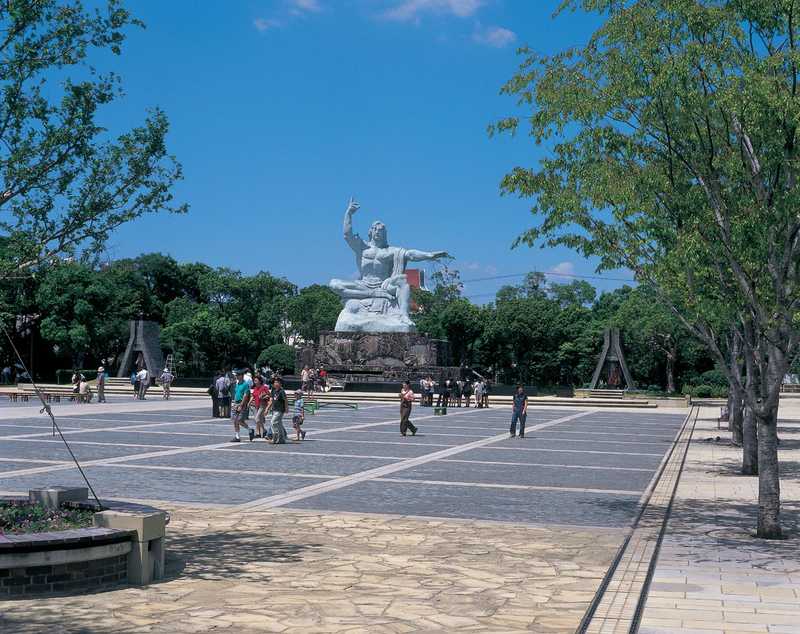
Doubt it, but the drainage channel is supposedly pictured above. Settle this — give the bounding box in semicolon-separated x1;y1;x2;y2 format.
576;406;699;634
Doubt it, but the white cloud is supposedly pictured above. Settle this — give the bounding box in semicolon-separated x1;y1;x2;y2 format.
253;17;283;31
546;261;577;281
289;0;322;14
384;0;483;22
472;23;516;48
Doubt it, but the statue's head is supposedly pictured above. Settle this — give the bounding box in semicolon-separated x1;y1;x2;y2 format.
368;221;388;247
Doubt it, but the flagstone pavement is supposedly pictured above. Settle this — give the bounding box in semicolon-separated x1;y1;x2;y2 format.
0;507;622;633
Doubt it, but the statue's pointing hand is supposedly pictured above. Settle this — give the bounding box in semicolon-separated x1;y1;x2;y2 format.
432;251;451;260
347;198;360;215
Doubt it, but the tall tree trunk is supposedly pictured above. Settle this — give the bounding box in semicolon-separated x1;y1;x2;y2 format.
729;334;743;445
665;346;676;393
742;404;758;475
729;384;743;446
756;403;781;539
742;337;758;475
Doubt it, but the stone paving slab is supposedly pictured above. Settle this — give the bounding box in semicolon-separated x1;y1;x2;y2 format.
286;479;641;526
458;447;663;469
395;460;655;491
134;449;402;476
0;440;179;462
638;407;800;634
0;467;330;505
0;506;624;633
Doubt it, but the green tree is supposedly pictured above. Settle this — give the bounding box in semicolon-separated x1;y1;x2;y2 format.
286;285;341;343
35;262;138;366
257;344;295;374
494;0;800;537
613;286;686;393
0;1;185;280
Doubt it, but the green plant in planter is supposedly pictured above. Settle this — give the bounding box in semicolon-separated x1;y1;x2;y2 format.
0;503;94;534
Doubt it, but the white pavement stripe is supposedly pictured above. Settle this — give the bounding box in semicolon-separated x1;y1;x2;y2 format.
1;417;220;440
531;437;667;446
488;446;661;457
438;458;652;472
237;411;596;510
307;438;456;448
374;477;642;496
5;438;183;449
96;463;337;479
0;408;480;480
0;457;70;465
536;429;678;438
219;448;406;460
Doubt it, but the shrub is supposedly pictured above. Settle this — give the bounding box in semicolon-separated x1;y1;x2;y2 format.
682;383;728;398
699;369;728;387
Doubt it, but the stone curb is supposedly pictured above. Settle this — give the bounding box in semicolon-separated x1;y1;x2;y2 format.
577;406;699;633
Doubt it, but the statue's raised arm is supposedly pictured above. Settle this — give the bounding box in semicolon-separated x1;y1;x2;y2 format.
343;197;366;254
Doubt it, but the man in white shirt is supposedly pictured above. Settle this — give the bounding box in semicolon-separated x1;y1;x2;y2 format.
136;368;150;400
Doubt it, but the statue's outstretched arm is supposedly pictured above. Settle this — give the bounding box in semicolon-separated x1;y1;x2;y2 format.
344;197;366;253
406;249;450;262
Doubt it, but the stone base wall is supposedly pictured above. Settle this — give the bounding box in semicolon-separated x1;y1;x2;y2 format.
297;331;452;378
0;553;127;597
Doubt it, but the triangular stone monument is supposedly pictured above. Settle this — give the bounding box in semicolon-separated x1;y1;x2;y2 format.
116;320;164;378
589;328;635;390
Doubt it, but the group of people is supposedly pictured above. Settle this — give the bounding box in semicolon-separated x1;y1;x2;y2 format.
400;381;528;438
129;367;174;400
210;368;306;444
70;369;99;404
418;376;491;409
299;365;328;393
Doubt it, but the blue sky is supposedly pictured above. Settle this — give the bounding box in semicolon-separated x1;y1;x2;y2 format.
97;0;631;301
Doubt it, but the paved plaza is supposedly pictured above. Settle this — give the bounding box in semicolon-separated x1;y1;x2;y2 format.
1;398;796;633
0;400;685;524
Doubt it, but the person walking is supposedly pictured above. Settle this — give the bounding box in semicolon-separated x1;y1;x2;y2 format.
96;366;106;403
292;390;306;440
251;375;271;439
216;371;231;418
399;380;417;436
265;376;288;444
474;380;484;408
159;367;174;400
483;380;491;408
454;379;463;407
510;384;528;438
230;370;254;443
131;370;139;399
318;366;327;391
209;371;221;417
136;367;150;400
462;378;472;408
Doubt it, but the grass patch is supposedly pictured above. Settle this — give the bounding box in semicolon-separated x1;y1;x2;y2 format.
0;502;94;534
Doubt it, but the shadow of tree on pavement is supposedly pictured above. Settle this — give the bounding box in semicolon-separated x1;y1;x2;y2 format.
164;528;317;582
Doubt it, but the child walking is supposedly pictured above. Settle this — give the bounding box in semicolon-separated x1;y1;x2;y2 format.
292;390;306;440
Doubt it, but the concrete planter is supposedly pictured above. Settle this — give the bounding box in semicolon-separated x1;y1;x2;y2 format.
0;488;167;597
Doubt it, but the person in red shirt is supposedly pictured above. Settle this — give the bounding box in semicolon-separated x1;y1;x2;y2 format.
399;380;417;437
318;366;328;391
251;375;272;439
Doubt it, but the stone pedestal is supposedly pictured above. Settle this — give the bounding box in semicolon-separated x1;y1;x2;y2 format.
298;331;459;383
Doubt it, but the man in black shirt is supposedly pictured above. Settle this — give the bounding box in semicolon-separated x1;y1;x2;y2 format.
510;384;528;438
